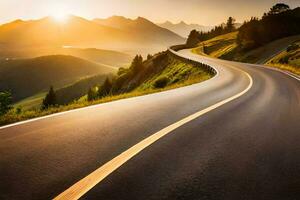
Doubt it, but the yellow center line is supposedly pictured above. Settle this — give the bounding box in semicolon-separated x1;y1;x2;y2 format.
54;64;253;200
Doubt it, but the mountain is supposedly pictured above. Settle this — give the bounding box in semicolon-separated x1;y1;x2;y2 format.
0;15;185;55
158;21;213;38
0;55;115;102
0;16;124;48
93;16;185;54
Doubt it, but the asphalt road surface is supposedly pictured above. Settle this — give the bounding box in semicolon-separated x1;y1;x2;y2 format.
1;49;299;200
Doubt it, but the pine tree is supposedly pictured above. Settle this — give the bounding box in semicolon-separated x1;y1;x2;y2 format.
87;87;96;101
226;17;236;32
42;86;56;109
98;78;112;97
0;91;12;115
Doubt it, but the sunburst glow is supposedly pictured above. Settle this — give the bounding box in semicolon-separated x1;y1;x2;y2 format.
49;4;70;23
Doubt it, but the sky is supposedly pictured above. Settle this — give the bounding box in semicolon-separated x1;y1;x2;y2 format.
0;0;299;25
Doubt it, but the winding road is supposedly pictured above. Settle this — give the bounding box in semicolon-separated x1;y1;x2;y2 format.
1;48;300;200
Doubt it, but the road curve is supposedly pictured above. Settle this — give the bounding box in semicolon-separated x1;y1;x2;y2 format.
1;49;300;200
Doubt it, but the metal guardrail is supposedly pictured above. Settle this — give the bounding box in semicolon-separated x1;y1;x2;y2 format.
168;45;217;76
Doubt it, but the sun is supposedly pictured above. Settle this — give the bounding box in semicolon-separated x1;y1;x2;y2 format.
52;13;68;23
49;4;70;23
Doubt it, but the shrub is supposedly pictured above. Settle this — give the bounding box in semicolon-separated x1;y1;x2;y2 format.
153;76;170;88
16;107;22;114
279;56;289;64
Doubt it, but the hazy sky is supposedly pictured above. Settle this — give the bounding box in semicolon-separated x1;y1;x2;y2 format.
0;0;299;25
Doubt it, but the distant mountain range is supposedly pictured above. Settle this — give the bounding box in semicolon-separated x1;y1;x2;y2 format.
93;16;185;54
0;15;185;55
157;21;213;38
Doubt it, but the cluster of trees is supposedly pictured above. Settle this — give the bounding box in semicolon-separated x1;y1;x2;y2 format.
237;4;300;50
87;54;146;101
187;17;237;47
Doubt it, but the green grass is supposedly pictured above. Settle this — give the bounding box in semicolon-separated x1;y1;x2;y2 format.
14;92;46;111
266;41;300;75
14;74;111;111
138;58;211;91
0;58;213;127
266;63;300;75
191;32;300;76
192;32;238;59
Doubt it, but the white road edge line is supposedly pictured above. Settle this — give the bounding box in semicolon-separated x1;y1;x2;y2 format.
260;65;300;81
54;69;253;200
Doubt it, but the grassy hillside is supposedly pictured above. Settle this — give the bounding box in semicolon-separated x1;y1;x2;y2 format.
110;52;212;94
15;74;112;110
1;52;214;126
192;32;300;75
0;55;115;102
192;32;238;58
190;5;300;75
14;93;46;111
193;33;300;64
266;41;300;75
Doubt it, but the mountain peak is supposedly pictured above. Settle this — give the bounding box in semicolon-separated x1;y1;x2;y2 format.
162;21;173;25
136;16;150;22
179;21;187;25
107;15;129;21
12;19;24;23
